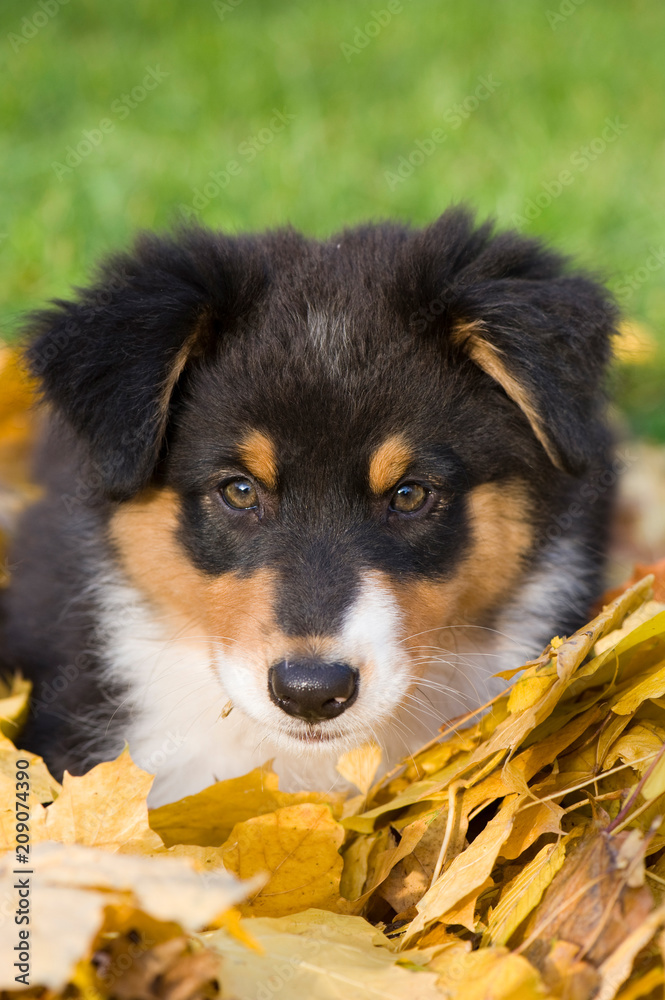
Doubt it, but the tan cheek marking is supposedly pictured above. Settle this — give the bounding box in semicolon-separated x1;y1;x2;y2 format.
237;429;278;490
388;482;533;662
451;319;561;471
368;434;412;495
109;489;287;669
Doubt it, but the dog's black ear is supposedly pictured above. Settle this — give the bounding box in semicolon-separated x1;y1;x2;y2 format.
449;274;618;476
403;210;619;476
25;230;264;500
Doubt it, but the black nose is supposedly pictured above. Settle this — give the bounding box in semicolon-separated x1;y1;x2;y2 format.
268;659;359;722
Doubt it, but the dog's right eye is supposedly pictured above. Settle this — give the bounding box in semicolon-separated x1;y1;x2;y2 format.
219;477;259;510
389;481;431;514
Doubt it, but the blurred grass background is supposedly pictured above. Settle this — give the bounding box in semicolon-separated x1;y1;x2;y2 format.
1;0;663;437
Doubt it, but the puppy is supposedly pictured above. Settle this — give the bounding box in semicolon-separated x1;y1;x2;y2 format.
2;208;617;806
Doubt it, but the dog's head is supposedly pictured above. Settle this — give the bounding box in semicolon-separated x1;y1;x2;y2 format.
26;209;617;756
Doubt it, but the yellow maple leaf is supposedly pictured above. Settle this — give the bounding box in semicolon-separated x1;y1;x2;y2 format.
0;731;60;807
220;802;345;917
0;733;61;851
29;746;163;851
149;763;341;847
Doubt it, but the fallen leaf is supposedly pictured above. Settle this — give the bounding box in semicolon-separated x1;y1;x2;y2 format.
404;795;523;942
220;802;345;916
430;946;546;1000
0;734;61;852
149;763;339;847
498;800;564;861
0;673;31;738
0;841;253;991
614;965;665;1000
92;934;220;1000
336;742;383;794
29;746;163;851
612;659;665;715
523;824;654;969
203;909;446;1000
481;836;571;947
540;940;600;1000
596;904;665;1000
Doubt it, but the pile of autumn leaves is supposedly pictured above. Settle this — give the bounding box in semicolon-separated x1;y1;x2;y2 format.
0;576;665;1000
3;347;665;1000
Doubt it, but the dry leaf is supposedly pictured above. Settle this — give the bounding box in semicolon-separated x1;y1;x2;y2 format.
404;795;524;941
92;935;220;1000
595;904;665;1000
481;837;570;947
203;908;446;999
29;746;163;851
430;946;545;1000
149;763;339;847
523;824;654;970
0;841;253;991
0;674;31;739
0;733;61;852
336;742;383;794
220;802;345;916
614;966;665;1000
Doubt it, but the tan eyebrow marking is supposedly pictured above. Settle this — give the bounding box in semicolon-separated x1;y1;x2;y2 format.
368;434;413;495
237;429;278;489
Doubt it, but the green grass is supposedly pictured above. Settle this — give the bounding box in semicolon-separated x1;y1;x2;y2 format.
1;0;664;436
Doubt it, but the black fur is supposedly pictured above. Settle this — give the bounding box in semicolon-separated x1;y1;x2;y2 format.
3;207;618;779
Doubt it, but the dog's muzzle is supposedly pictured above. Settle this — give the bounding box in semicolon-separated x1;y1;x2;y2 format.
268;658;359;722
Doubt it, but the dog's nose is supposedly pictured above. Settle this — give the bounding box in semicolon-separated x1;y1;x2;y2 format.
268;659;359;722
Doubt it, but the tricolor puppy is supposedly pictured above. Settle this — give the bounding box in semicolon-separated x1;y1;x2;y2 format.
4;209;617;806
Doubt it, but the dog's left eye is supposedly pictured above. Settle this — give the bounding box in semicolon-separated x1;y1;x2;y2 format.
219;477;259;510
390;482;430;514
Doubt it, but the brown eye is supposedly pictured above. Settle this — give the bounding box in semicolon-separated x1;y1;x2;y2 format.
390;482;430;514
220;477;259;510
